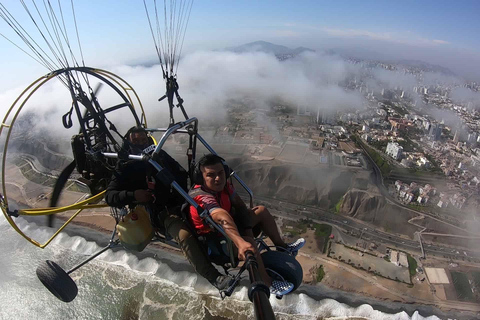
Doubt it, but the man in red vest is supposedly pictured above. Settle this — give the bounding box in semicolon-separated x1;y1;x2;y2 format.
188;154;305;296
106;128;232;291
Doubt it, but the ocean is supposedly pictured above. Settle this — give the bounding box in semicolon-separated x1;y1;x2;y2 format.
0;216;443;320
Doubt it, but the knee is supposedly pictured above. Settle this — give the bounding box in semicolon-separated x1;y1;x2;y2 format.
254;205;270;217
177;228;192;243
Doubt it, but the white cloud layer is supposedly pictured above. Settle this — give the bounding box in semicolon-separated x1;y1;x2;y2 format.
0;51;366;150
319;27;450;47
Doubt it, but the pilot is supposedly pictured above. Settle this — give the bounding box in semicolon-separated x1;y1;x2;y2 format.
105;126;232;291
188;153;305;297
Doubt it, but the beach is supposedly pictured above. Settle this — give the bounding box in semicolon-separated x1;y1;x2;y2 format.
43;210;475;320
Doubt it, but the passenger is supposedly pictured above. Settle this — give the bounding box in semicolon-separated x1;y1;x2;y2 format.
105;127;231;291
188;153;305;296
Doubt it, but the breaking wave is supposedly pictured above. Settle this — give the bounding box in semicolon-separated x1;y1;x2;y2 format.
0;217;441;320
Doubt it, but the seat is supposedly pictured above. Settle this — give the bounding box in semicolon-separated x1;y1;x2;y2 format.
180;203;238;268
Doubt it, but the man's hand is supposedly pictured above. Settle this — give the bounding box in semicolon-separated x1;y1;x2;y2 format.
237;239;255;261
134;189;153;203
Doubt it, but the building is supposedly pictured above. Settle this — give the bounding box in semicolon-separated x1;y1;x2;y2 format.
429;123;443;141
453;130;459;143
362;134;372;143
467;132;478;145
386;142;403;160
423;120;431;131
297;105;311;116
417;157;431;168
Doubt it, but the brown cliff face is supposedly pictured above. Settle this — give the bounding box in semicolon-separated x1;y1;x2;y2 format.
229;156;423;238
341;190;386;218
340;189;418;237
228;157;360;209
9;134;72;172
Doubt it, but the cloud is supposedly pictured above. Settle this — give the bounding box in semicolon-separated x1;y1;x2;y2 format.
0;50;367;149
322;28;393;42
432;39;450;45
320;27;450;47
450;87;480;109
274;30;301;37
171;51;364;119
428;107;463;128
367;68;418;91
4;48;477;154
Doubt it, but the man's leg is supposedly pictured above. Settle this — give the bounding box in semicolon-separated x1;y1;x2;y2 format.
163;214;220;284
249;206;287;248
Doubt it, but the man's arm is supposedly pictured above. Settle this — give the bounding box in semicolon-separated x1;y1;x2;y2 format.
105;171;153;207
210;207;255;260
105;173;136;207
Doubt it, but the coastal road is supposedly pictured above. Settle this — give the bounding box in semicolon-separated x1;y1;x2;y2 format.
357;139;476;237
240;193;480;262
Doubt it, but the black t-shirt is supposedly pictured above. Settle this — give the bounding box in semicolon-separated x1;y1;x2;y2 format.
105;150;188;210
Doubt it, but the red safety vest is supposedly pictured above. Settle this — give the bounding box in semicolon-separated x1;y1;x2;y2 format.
189;184;233;235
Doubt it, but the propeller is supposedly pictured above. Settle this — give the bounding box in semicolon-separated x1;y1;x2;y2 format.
47;83;103;227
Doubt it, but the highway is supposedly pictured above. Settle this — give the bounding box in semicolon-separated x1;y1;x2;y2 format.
357;139;474;235
240;192;480;262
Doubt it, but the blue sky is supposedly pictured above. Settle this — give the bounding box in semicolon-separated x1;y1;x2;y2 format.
189;0;480;50
1;0;480;90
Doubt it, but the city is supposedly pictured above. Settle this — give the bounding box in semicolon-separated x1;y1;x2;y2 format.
157;52;480;314
1;1;480;319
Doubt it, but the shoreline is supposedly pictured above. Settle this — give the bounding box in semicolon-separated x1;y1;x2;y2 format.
45;217;477;320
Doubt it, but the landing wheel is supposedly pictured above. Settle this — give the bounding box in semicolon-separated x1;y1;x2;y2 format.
261;250;303;291
36;260;78;302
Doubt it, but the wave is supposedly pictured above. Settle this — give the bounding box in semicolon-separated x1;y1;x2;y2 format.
0;216;442;320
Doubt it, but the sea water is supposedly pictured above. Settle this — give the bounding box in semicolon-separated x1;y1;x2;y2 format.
0;217;441;320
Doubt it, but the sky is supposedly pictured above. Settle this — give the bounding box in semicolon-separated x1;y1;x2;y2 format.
1;0;480;89
0;0;480;129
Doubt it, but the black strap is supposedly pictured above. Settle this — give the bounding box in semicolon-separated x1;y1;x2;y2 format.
62;105;74;128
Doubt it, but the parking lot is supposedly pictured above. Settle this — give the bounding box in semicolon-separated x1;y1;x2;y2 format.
329;242;411;283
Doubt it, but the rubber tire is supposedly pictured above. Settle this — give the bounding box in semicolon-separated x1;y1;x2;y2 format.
261;250;303;291
36;260;78;302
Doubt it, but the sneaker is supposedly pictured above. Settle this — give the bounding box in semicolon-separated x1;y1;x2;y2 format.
211;275;232;291
286;238;305;256
269;280;294;297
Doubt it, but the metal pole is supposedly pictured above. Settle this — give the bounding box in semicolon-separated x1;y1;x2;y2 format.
154;117;198;152
67;240;119;274
245;251;275;320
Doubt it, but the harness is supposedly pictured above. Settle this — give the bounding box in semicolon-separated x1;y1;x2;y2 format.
188;186;232;233
185;187;238;269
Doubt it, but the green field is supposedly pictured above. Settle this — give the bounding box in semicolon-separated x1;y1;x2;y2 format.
334;197;343;213
316;265;325;282
314;223;332;253
281;220;331;253
451;271;475;302
407;254;417;276
352;134;392;177
472;272;480;289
